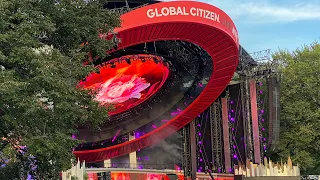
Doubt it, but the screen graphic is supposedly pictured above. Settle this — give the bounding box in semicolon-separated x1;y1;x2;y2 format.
78;55;169;115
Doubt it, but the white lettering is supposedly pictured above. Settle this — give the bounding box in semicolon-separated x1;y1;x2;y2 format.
205;10;210;19
147;9;155;18
169;7;176;15
177;7;183;15
155;8;162;17
190;7;196;16
183;7;189;15
215;14;220;23
161;7;170;16
198;9;203;17
147;7;221;23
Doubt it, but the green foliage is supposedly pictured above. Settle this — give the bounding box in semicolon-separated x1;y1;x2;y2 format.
0;0;120;179
271;43;320;174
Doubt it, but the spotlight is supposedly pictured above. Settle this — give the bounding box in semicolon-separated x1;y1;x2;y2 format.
153;57;159;64
125;58;131;65
110;62;116;68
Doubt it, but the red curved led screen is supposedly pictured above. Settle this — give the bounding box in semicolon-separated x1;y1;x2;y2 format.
78;55;169;115
74;1;239;162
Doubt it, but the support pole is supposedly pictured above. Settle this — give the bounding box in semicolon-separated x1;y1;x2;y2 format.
241;77;253;161
190;120;197;180
128;133;137;168
249;79;261;164
221;98;231;172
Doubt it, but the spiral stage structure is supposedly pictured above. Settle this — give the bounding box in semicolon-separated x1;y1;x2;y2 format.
73;0;239;164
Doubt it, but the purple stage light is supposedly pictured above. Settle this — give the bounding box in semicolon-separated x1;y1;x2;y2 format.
199;141;202;144
230;117;235;122
230;100;234;104
197;124;201;127
72;134;76;139
177;108;182;112
232;128;235;131
161;119;169;122
199;149;202;153
200;158;203;162
152;124;157;129
171;111;180;116
112;129;121;142
260;109;264;114
261;118;265;122
233;145;236;149
258;82;263;86
198;132;202;136
233;154;238;159
135;132;140;138
231;109;235;113
261;128;265;131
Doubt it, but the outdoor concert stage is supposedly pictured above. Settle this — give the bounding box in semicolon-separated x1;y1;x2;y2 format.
72;0;279;179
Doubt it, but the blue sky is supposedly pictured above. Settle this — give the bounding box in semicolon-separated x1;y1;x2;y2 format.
199;0;320;53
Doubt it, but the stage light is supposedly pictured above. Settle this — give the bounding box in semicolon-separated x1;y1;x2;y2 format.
125;58;131;65
110;62;116;68
153;57;159;64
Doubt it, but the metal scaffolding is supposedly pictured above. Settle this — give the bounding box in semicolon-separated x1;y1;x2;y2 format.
181;125;192;179
210;101;224;172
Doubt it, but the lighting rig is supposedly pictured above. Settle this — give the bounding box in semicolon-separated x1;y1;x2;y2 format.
233;48;280;163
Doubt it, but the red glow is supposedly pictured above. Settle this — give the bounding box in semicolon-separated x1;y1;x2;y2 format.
87;172;234;180
78;55;169;115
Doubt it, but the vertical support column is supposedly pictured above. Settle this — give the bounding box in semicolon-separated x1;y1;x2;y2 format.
221;98;231;172
267;76;280;150
128;133;137;168
182;124;192;179
210;102;223;172
241;77;253;161
190;120;197;180
249;79;261;164
104;159;111;168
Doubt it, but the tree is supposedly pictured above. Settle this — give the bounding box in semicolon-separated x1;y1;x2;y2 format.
0;0;120;179
271;43;320;175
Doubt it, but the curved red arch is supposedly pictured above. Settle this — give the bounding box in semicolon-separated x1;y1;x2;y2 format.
74;1;239;162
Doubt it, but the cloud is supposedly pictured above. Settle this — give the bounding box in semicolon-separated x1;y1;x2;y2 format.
203;0;320;23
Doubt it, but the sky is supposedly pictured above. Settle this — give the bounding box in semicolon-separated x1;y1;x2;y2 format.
199;0;320;53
